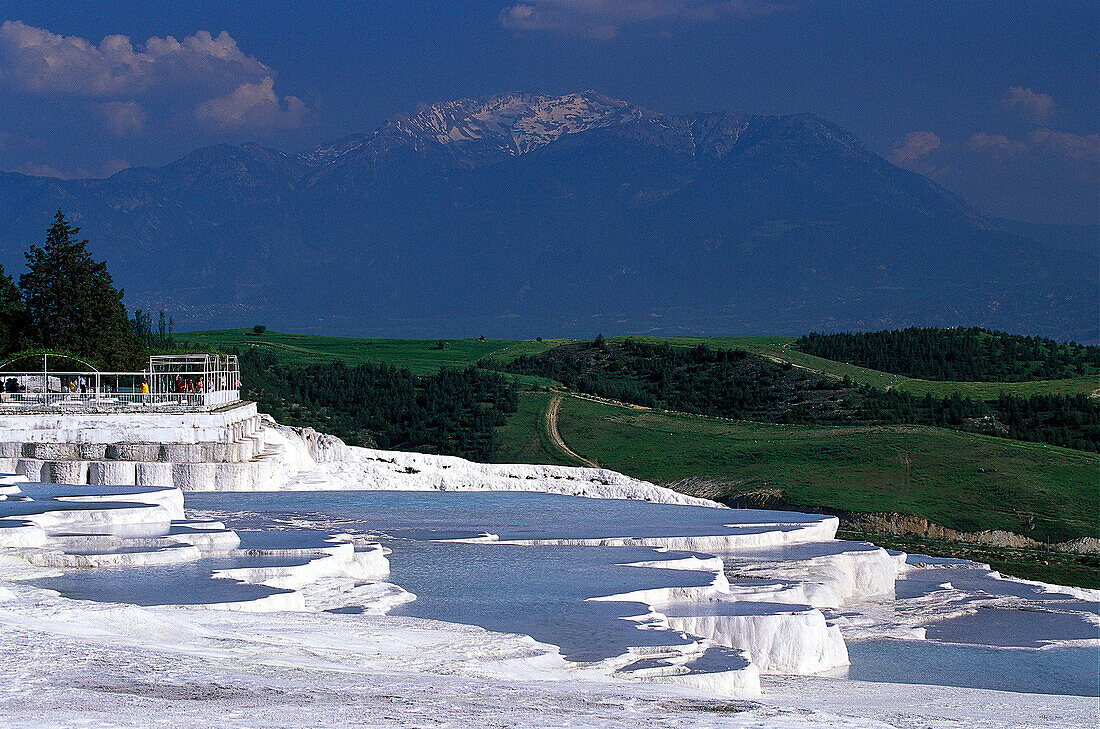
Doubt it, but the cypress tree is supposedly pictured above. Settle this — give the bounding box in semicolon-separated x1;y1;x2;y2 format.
20;210;144;369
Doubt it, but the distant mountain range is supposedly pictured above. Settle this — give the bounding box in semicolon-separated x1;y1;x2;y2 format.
0;91;1094;341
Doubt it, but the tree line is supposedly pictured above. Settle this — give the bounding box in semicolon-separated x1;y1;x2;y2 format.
238;348;518;461
493;338;802;420
796;327;1100;382
0;211;521;461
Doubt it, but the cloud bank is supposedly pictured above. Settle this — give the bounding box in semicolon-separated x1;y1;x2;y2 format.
889;86;1097;223
0;21;305;131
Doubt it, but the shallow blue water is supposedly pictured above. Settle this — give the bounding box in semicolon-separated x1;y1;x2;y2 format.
26;489;1099;695
895;560;1084;604
847;639;1099;697
387;539;710;661
187;489;812;542
927;606;1099;648
191;491;723;662
32;555;301;605
14;483;171;499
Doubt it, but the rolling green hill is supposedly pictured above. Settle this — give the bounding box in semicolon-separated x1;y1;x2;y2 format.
490;338;1099;451
180;328;563;373
549;394;1097;542
620;336;1098;400
181;329;1097;399
493;390;1099;587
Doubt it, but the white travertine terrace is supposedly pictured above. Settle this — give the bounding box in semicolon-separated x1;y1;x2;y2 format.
0;416;1096;728
0;421;903;699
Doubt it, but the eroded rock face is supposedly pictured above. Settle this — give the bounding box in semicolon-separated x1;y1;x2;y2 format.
842;512;1096;552
1059;537;1100;554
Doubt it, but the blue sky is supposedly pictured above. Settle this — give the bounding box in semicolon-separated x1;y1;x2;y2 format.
0;1;1096;223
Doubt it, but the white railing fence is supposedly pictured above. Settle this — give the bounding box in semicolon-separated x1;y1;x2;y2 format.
0;354;240;410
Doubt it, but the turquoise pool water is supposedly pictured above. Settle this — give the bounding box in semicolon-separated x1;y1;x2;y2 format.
27;489;1099;696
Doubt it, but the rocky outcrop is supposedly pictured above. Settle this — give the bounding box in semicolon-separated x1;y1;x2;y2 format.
842;511;1036;549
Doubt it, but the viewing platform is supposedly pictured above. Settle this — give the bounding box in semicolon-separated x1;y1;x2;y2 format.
0;354;240;413
0;353;278;489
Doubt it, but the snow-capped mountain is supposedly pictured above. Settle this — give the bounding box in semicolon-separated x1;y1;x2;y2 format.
394;91;640;155
0;92;1093;340
308;91;643;166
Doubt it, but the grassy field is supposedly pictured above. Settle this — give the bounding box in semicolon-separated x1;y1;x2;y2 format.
493;390;585;466
550;394;1098;543
619;335;1098;400
179;329;566;387
181;329;1097;399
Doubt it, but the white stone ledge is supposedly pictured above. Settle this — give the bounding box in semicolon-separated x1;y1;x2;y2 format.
0;402;258;444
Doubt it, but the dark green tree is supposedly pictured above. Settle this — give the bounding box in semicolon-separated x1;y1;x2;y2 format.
133;309;153;344
20;210;143;368
0;264;27;355
159;310;174;344
134;309;176;350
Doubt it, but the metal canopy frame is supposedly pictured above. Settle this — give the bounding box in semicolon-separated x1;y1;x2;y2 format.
0;353;240;409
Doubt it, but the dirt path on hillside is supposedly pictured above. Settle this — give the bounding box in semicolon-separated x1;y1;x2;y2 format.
545;394;599;468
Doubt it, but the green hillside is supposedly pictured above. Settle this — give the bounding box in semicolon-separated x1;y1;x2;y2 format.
548;393;1097;543
620;336;1098;400
180;328;564;373
179;328;1097;586
494;391;581;466
180;329;1097;400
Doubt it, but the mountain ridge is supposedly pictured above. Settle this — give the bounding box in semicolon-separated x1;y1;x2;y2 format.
0;91;1093;341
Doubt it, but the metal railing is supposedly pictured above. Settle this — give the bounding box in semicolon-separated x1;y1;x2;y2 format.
0;354;240;410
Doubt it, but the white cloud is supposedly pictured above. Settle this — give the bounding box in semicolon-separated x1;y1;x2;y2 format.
0;21;306;131
195;77;307;130
0;21;268;96
889;130;941;164
0;21;148;95
100;100;146;136
1028;128;1100;161
500;0;788;39
1002;85;1054;122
